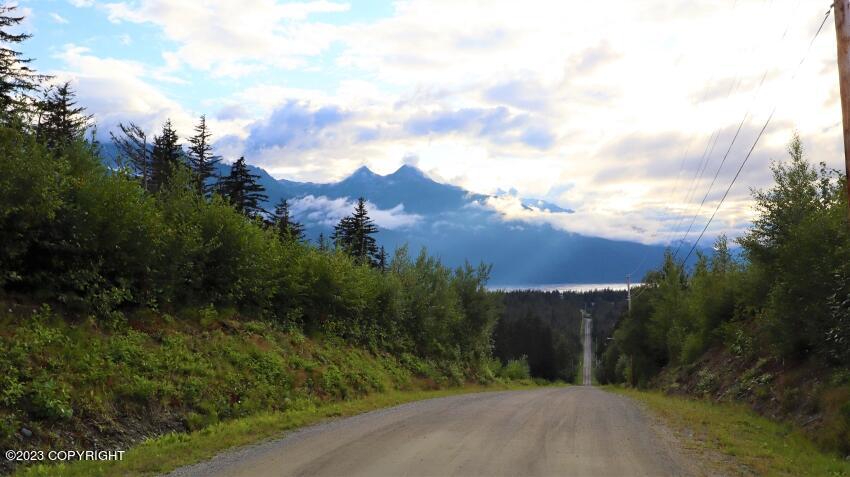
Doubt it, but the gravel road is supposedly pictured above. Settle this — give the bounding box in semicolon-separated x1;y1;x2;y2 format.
166;387;692;477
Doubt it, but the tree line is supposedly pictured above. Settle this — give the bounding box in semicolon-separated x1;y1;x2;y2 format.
598;134;850;386
0;5;499;374
493;289;627;382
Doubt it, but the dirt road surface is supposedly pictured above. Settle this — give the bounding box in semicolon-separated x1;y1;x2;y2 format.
166;387;692;477
583;315;592;386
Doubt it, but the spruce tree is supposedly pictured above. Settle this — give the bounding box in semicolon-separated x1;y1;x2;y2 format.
317;232;327;252
186;115;221;197
0;4;47;121
110;122;151;190
222;157;268;217
150;119;183;192
272;198;304;242
378;246;387;272
38;82;92;151
332;197;380;267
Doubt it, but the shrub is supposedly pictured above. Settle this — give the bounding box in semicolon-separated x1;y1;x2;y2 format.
499;357;531;380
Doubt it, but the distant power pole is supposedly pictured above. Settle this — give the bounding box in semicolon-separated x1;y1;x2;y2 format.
834;0;850;223
626;274;632;314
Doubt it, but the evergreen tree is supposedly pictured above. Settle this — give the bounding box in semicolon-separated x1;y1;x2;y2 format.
150;119;183;192
0;4;47;121
332;197;380;267
37;82;91;151
186;115;220;197
110;122;151;190
317;232;327;252
272;198;304;242
378;246;387;272
222;157;267;217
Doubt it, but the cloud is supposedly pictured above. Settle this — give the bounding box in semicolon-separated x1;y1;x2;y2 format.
484;80;549;111
404;106;555;149
569;42;621;74
216;104;250;121
289;195;422;230
478;194;748;246
103;0;349;77
49;12;70;24
244;100;349;151
50;45;193;138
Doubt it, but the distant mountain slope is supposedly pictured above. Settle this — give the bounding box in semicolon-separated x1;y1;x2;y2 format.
102;145;686;284
226;163;679;285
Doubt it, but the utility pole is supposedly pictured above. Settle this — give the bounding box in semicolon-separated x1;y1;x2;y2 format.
834;0;850;223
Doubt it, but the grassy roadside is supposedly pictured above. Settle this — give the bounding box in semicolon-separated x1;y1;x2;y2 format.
607;386;850;476
17;382;543;477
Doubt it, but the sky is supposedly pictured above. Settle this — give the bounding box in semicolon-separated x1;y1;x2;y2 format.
13;0;847;245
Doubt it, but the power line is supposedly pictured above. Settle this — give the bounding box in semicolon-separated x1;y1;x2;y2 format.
631;1;830;300
629;0;781;276
678;4;834;266
668;0;793;260
668;0;801;258
624;0;747;278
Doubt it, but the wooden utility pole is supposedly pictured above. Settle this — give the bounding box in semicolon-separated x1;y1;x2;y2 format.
626;274;632;314
835;0;850;222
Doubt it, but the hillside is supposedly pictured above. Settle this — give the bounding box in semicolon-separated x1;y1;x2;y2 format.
0;301;529;476
595;134;850;458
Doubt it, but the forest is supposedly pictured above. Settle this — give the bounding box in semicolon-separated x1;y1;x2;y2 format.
493;289;626;382
597;133;850;453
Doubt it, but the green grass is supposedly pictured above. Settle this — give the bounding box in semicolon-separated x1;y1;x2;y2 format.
0;304;542;477
608;386;850;477
17;382;541;477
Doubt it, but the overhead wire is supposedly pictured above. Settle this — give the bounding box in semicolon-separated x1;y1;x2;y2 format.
630;0;787;277
671;0;803;260
631;0;817;303
678;3;834;266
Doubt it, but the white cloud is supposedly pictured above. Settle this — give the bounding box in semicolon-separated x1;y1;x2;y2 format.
49;12;69;24
103;0;349;77
50;45;194;137
477;194;750;246
290;195;422;230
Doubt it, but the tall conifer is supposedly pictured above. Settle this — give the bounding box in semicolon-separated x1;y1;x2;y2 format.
272;198;304;242
38;82;91;151
110;122;151;190
333;197;380;267
150;119;182;192
222;157;267;217
0;4;47;121
186;115;220;197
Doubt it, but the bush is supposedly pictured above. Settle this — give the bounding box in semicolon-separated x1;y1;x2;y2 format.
499;357;531;380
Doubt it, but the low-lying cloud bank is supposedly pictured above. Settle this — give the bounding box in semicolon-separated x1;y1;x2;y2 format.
289;195;423;230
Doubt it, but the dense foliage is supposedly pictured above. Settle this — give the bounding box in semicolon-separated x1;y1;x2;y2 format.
494;289;626;382
0;126;501;373
598;134;850;387
0;4;500;377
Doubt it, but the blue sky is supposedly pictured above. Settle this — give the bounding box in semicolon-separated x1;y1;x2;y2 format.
13;0;847;245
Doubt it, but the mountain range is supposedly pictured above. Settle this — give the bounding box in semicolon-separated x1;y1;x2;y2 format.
100;144;681;285
219;161;676;285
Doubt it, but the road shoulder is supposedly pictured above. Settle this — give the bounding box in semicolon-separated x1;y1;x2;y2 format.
14;383;540;477
607;386;850;476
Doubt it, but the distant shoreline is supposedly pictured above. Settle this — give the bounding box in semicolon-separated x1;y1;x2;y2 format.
488;283;640;292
